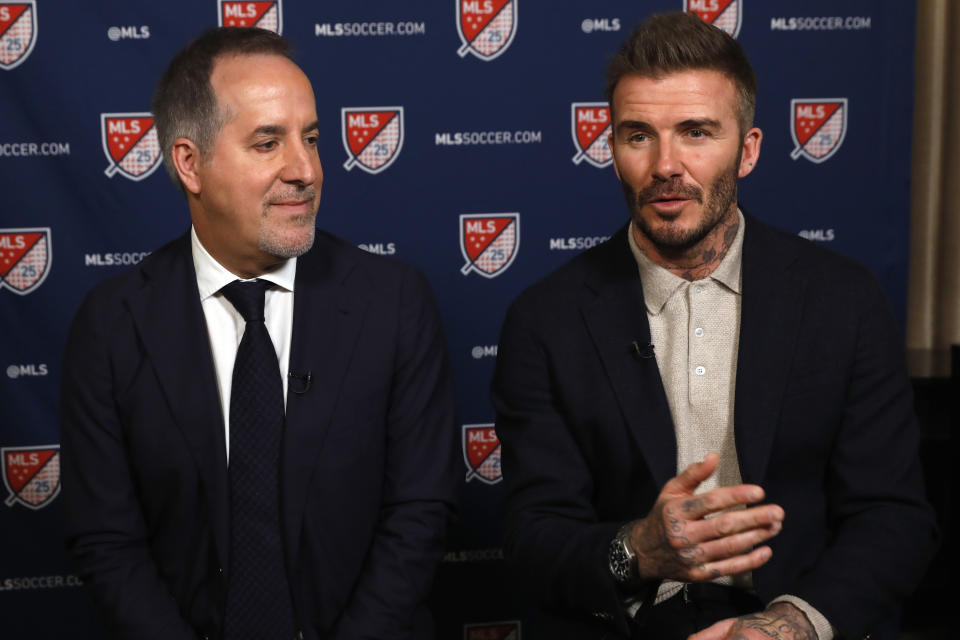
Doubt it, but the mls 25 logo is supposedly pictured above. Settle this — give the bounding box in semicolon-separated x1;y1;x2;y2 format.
101;113;163;181
790;98;848;163
218;1;282;34
3;445;61;510
341;107;404;174
0;1;37;70
685;0;742;39
0;228;51;295
456;0;517;60
460;214;519;279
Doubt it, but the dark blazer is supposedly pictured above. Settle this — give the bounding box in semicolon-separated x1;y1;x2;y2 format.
61;231;459;640
492;215;937;640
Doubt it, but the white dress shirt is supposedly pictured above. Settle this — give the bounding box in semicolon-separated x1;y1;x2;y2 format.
190;227;296;461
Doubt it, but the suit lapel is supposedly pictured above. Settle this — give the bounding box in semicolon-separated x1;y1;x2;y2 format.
125;235;230;573
581;227;678;488
734;216;805;485
282;237;370;565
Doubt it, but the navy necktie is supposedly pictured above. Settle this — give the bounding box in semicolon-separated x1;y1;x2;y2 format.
220;279;295;640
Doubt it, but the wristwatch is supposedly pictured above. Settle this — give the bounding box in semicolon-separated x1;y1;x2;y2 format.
608;522;639;585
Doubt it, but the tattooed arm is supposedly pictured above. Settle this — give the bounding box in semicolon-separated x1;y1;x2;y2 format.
689;601;817;640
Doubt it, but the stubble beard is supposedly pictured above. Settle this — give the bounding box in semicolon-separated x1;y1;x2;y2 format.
258;188;318;258
626;162;739;253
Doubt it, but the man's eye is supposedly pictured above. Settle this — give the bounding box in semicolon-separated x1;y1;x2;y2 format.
256;140;278;150
629;133;648;143
305;135;319;146
689;129;708;138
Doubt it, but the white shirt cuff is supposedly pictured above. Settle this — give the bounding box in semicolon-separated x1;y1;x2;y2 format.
771;594;835;640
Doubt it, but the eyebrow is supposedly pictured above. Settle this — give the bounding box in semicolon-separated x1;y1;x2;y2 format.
676;118;722;129
251;120;320;137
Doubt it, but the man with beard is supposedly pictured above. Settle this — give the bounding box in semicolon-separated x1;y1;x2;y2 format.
492;12;935;640
61;27;458;640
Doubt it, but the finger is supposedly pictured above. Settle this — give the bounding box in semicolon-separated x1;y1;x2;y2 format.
668;485;771;521
687;617;736;640
692;521;782;562
684;503;784;540
662;452;720;498
688;545;773;581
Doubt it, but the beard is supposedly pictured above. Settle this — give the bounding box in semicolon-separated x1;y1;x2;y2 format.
258;187;319;258
623;162;739;252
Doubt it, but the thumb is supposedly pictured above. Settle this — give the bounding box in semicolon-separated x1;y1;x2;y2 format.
688;616;736;640
663;452;719;498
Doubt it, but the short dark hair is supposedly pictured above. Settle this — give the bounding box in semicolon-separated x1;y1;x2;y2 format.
151;27;292;187
605;12;757;132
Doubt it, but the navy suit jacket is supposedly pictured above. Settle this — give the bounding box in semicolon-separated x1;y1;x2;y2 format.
61;231;459;640
492;215;937;639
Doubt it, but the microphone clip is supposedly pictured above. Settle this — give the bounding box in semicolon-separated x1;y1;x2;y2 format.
631;341;655;360
288;371;312;394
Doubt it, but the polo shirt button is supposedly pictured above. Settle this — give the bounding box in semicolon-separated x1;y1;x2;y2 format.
695;366;706;375
694;327;704;337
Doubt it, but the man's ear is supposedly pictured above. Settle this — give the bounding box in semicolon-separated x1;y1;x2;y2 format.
738;127;762;178
170;137;203;194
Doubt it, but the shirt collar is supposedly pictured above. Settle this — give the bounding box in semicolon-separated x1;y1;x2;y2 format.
627;209;745;315
191;226;297;300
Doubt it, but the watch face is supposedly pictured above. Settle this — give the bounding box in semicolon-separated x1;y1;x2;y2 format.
609;539;632;582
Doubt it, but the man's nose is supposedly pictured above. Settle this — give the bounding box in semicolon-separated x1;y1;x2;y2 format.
652;139;683;180
280;140;319;185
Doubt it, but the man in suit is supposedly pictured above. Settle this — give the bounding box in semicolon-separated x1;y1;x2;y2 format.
492;13;936;640
61;27;458;640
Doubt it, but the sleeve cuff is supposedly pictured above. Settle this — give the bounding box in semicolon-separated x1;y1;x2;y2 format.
771;594;836;640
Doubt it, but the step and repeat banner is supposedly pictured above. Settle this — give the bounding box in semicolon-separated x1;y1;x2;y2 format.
0;1;915;637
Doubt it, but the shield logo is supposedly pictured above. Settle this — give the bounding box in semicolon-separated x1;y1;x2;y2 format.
101;113;162;181
0;1;37;70
341;106;404;174
456;0;517;61
790;98;848;163
684;0;742;39
571;102;612;168
0;227;51;295
464;621;521;640
459;213;519;278
462;424;502;485
218;0;282;34
2;445;61;510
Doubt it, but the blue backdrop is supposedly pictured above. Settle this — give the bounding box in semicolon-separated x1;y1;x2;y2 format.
0;1;915;638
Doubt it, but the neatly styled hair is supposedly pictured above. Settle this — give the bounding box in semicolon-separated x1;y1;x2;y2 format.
151;27;292;187
605;12;757;132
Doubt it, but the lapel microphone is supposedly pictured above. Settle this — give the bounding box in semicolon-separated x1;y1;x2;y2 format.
631;341;655;359
288;371;312;394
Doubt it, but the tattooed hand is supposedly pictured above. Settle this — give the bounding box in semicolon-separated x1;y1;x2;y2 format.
628;453;784;582
687;602;818;640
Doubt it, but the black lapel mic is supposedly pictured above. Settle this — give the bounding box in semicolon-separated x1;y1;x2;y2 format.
288;371;312;394
631;341;655;359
